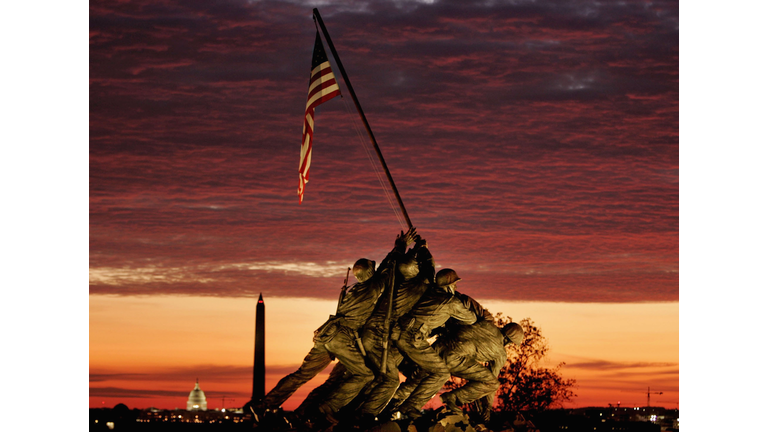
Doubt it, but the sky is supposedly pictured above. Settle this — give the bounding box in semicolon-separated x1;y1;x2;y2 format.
8;1;768;430
2;0;766;428
90;296;678;410
86;0;682;411
89;0;679;305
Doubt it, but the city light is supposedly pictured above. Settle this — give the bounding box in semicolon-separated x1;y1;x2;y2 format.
90;402;676;429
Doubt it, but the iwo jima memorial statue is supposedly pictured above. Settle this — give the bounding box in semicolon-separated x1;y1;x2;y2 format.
245;9;534;432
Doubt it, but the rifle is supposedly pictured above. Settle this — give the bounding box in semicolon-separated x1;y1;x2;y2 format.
337;267;351;313
380;261;397;374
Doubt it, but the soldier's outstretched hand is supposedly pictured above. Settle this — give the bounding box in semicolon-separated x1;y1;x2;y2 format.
395;230;406;248
395;227;418;249
403;227;418;246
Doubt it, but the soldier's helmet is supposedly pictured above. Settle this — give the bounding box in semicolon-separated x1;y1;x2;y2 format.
436;268;461;288
353;259;376;283
502;322;524;346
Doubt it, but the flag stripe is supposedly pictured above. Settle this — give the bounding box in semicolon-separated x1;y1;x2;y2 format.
308;77;340;102
310;61;334;80
298;33;341;203
307;81;340;105
308;75;338;98
306;85;340;111
305;112;315;131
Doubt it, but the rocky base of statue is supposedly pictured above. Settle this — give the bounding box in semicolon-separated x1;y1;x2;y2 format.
248;407;539;432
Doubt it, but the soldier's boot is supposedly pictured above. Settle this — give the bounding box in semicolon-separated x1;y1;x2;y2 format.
398;405;423;420
300;405;338;432
317;403;340;426
336;412;377;431
379;398;404;421
244;399;266;423
440;392;463;414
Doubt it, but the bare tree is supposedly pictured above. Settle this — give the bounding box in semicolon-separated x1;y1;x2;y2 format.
493;315;576;413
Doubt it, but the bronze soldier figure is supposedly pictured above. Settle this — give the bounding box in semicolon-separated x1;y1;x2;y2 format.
394;320;524;422
390;268;478;419
246;231;411;424
295;229;432;424
356;232;434;419
455;290;495;323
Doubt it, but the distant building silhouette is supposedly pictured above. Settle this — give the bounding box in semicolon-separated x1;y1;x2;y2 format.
187;379;208;411
252;293;265;400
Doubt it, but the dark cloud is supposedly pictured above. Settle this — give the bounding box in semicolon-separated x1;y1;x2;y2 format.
90;364;325;383
90;0;678;302
90;365;252;383
566;360;679;371
90;373;148;383
90;387;189;399
89;363;333;400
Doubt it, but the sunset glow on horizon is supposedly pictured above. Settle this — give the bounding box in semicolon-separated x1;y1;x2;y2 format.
90;296;678;410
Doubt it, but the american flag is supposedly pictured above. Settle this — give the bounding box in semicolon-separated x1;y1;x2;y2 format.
298;32;341;203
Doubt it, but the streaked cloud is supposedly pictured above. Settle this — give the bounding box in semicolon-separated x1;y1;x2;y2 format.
566;360;679;371
90;364;303;384
90;0;677;304
90;387;189;399
90;261;349;286
89;363;333;401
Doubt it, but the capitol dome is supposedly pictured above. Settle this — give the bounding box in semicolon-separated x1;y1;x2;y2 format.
186;379;208;411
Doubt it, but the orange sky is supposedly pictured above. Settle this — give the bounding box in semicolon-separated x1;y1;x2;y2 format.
89;295;678;410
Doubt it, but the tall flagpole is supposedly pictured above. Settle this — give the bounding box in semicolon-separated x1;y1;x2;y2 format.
312;8;413;230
